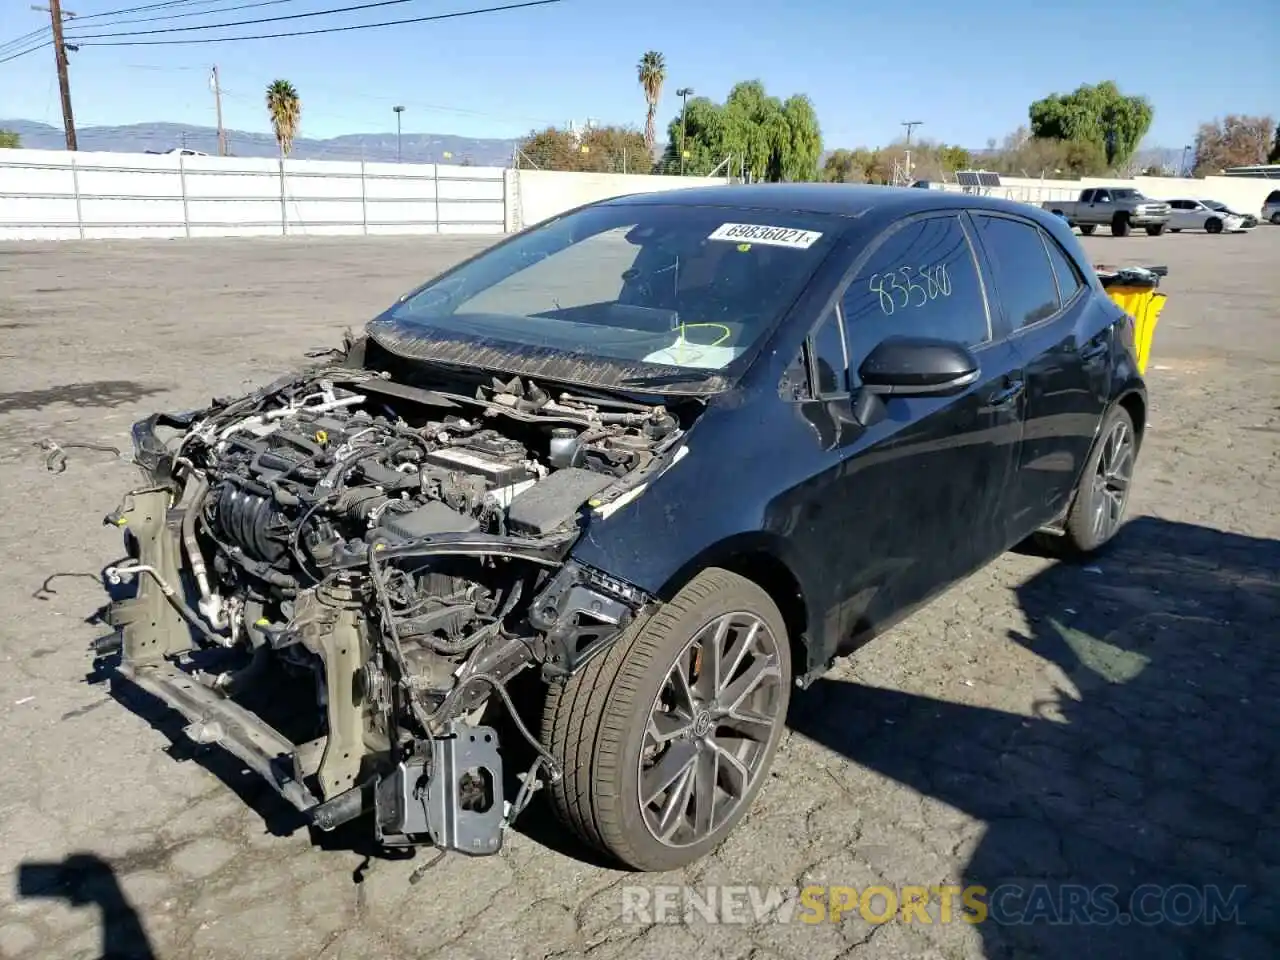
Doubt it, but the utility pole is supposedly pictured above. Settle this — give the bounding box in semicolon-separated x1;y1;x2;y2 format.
33;0;77;150
393;105;405;162
210;65;227;157
901;120;923;182
676;87;693;175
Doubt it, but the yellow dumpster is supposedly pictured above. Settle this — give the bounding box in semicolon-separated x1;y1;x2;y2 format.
1095;265;1167;376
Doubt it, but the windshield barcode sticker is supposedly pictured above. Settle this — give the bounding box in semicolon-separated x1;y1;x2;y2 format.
707;223;823;249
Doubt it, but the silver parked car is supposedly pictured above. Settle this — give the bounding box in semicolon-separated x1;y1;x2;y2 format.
1262;189;1280;225
1165;199;1246;234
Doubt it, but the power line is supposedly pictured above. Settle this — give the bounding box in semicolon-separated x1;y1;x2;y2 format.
76;0;298;29
70;0;562;46
0;39;53;65
69;0;450;39
73;0;244;21
0;26;51;55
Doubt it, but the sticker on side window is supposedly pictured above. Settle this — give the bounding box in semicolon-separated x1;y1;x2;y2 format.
706;223;823;249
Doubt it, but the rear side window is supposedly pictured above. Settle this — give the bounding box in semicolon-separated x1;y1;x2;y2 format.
972;216;1060;329
1041;232;1084;304
840;214;990;371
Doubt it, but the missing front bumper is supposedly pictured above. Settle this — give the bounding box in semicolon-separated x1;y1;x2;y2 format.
116;659;506;854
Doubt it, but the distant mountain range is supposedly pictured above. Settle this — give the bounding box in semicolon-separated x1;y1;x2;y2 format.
1;118;1182;176
0;119;521;165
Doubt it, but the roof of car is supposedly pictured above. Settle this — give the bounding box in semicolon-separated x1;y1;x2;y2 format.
598;182;1055;222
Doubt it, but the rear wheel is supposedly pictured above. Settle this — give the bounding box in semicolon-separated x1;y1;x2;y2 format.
1170;228;1182;233
1111;213;1130;237
1205;217;1224;234
1271;213;1280;225
1079;224;1096;236
1050;406;1138;556
1145;223;1166;236
541;568;792;871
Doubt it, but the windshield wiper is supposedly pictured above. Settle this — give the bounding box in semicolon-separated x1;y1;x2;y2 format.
617;371;715;389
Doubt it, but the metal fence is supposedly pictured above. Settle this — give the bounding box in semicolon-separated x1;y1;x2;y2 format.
0;149;509;241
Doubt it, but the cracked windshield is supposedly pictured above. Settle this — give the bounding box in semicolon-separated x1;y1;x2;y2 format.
387;203;839;370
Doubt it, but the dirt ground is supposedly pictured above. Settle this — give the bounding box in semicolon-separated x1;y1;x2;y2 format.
0;224;1276;960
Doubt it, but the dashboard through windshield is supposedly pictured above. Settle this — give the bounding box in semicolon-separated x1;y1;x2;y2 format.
374;202;841;385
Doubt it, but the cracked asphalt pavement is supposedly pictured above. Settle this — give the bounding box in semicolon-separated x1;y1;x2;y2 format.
0;226;1276;960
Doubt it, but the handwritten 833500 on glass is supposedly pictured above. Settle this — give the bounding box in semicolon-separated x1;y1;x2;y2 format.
868;265;952;315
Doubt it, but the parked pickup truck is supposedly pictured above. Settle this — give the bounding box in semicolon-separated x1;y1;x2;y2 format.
1042;188;1172;237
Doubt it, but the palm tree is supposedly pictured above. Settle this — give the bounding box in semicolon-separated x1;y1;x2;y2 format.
265;79;301;157
637;51;666;153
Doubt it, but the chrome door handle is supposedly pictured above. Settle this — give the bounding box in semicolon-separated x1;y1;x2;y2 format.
1081;341;1108;362
989;380;1025;406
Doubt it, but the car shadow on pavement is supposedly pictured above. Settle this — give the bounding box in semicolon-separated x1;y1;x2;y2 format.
16;853;156;959
787;516;1279;959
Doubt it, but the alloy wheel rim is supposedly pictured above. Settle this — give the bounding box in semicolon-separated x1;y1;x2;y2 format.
637;612;784;848
1090;420;1134;542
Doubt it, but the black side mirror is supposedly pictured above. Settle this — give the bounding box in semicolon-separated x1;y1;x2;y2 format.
857;336;980;397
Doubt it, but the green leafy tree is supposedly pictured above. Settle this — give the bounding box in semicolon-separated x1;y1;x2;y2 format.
935;144;972;172
265;79;302;157
0;129;20;149
664;80;822;181
518;125;648;173
822;148;869;183
1192;114;1275;175
659;96;725;174
986;126;1108;178
637;51;666;153
1029;81;1152;168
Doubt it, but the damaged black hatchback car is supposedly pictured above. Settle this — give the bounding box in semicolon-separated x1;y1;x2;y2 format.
104;185;1146;871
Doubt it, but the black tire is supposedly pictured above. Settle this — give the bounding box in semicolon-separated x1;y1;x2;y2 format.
1170;228;1182;233
1111;213;1130;237
1051;406;1138;556
1145;223;1166;236
1205;217;1223;234
1271;213;1280;225
1079;224;1096;236
541;567;792;871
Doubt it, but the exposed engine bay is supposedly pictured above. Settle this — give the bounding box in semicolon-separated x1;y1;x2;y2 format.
103;355;686;855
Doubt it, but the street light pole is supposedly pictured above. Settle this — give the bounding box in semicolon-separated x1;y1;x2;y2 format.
901;120;922;183
393;105;405;163
676;87;693;175
1180;144;1191;177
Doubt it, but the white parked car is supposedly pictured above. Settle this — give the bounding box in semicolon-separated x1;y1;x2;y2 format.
1203;200;1257;229
1262;189;1280;225
1164;199;1246;234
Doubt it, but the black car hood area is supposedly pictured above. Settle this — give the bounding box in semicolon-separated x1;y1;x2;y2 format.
365;316;736;396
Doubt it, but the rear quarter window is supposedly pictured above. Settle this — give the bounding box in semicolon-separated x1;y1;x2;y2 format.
972;215;1060;329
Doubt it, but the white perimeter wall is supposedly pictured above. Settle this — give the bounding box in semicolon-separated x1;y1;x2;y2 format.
1;148;1276;242
0;148;508;240
512;169;730;229
932;173;1278;216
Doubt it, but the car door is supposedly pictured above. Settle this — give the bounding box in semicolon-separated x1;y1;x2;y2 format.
969;213;1110;533
1167;200;1191;230
770;211;1026;653
1088;189;1111;220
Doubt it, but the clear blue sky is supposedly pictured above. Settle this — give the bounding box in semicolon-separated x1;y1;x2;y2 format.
2;0;1277;149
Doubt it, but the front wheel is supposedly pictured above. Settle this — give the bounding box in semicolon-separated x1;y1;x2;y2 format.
541;568;792;871
1079;224;1097;236
1057;406;1138;556
1205;217;1224;234
1145;223;1166;236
